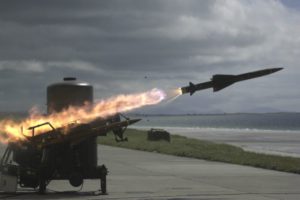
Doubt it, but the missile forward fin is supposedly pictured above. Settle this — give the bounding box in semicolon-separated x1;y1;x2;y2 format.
212;74;236;92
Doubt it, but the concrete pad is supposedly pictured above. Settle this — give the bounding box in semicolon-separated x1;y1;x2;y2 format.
1;145;300;199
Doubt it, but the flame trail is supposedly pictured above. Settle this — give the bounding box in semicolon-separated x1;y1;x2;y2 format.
0;88;166;144
161;88;182;104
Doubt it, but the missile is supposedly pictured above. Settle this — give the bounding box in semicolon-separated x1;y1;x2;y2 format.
181;68;283;95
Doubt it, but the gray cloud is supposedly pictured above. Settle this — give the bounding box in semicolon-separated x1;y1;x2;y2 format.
0;0;299;113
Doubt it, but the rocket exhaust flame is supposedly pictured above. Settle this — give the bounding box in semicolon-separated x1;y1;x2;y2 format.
162;88;182;104
0;88;166;144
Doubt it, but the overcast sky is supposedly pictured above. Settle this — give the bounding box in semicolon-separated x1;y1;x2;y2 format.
0;0;299;114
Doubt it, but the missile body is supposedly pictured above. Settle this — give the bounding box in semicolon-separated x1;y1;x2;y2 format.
181;68;283;95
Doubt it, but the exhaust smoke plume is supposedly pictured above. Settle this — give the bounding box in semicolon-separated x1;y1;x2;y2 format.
0;88;166;144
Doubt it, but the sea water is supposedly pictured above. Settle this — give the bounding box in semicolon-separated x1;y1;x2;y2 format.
130;113;300;157
132;113;300;131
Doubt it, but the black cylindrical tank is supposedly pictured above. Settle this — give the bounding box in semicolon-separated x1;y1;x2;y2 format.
47;77;93;113
47;77;97;169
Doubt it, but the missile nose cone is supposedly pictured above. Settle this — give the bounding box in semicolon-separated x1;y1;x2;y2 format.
256;67;283;76
272;67;283;73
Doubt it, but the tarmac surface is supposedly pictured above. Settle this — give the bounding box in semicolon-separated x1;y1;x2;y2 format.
1;145;300;200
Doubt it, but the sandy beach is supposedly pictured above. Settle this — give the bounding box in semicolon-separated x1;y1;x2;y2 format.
134;126;300;158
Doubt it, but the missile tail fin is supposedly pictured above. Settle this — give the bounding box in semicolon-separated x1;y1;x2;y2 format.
189;82;196;95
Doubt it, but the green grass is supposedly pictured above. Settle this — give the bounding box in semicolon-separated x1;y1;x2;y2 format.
98;129;300;174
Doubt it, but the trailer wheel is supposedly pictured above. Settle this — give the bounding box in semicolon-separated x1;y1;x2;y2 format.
100;175;107;194
38;179;46;194
69;171;83;187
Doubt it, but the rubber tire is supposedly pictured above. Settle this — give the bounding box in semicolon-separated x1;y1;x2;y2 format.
38;179;46;194
101;175;107;194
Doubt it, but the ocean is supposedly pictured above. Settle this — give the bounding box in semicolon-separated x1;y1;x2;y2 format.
130;113;300;157
131;113;300;131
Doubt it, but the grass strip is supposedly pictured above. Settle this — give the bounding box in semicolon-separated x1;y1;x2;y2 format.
98;128;300;174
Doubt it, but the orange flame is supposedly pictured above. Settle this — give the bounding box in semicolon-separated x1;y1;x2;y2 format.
0;88;166;144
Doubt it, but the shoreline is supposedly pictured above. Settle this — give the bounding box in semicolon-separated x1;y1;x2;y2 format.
132;126;300;158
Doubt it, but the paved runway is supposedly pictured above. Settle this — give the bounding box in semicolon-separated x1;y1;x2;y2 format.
1;145;300;199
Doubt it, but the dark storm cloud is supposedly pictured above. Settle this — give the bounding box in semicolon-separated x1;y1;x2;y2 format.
0;0;259;68
0;0;299;113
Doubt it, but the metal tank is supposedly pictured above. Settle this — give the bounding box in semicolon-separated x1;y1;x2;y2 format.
47;77;93;113
47;77;97;169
